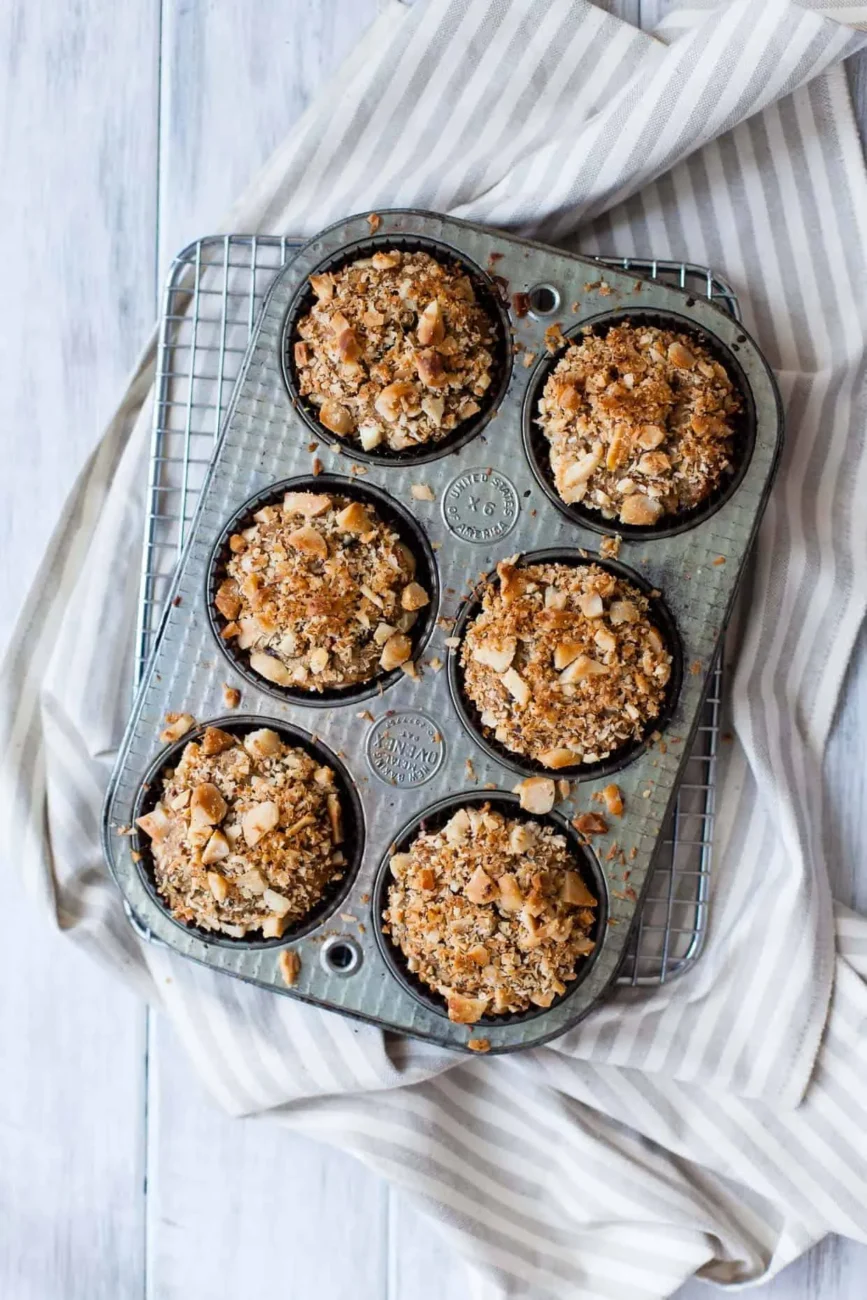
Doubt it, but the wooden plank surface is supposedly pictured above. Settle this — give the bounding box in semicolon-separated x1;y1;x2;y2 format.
2;2;867;1298
147;6;391;1300
0;4;159;1300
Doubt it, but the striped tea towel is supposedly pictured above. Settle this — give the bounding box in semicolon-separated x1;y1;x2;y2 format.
4;2;867;1295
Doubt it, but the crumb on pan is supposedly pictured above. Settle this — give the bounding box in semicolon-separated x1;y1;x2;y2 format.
214;492;427;691
383;803;598;1022
536;322;739;525
279;949;301;986
293;249;498;452
460;558;671;768
135;727;346;940
160;712;195;744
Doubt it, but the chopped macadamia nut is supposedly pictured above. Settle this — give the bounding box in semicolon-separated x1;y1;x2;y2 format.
383;804;598;1020
602;783;624;816
135;730;345;939
536;322;739;523
214;492;426;691
411;482;436;501
294;249;498;452
461;561;671;768
278;949;301;986
516;776;556;815
160;713;195;744
222;684;241;709
380;632;412;672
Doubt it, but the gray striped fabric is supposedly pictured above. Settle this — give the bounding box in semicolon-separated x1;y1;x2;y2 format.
4;2;867;1294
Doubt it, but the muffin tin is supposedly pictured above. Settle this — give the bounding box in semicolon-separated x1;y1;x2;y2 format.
102;208;784;1053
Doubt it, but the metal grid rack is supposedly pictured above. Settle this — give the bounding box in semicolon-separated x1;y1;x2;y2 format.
139;234;733;987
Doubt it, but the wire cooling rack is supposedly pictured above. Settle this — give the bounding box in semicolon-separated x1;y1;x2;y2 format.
139;234;735;986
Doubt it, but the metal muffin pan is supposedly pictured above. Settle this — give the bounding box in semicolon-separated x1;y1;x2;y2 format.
102;208;784;1053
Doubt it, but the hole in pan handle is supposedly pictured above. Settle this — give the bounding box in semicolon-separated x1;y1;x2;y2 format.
320;935;363;977
527;283;561;316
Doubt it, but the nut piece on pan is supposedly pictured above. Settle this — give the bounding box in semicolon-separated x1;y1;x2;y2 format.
561;870;597;907
602;783;624;816
249;652;294;686
318;400;355;436
160;712;196;744
287;524;329;559
380;632;412;672
619;493;664;526
446;991;489;1024
201;829;231;865
515;776;555;814
278;949;301;986
201;726;235;756
242;800;279;847
283;491;332;518
243;728;284;760
336;501;373;533
538;747;580;770
189;782;228;829
417;300;445;346
472;638;516;673
400;582;429;612
136;802;171;842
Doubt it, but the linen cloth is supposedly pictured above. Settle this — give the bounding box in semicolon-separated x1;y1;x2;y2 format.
5;1;867;1294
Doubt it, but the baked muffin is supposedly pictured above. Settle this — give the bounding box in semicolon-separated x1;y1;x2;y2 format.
214;491;429;690
460;558;672;768
536;322;740;525
383;803;598;1023
293;249;498;452
135;727;345;939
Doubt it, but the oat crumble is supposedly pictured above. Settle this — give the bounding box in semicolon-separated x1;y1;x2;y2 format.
214;491;428;691
383;804;598;1021
136;727;346;939
460;559;672;768
536;322;740;525
293;249;498;452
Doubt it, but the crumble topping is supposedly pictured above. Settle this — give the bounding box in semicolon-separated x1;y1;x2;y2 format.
383;803;598;1021
460;559;672;768
293;249;498;452
136;727;346;939
536;323;740;525
214;491;428;690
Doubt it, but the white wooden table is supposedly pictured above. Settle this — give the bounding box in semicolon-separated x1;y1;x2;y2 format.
2;3;866;1297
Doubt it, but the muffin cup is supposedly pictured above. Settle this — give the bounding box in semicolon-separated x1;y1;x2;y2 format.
522;307;757;541
206;474;440;707
372;791;608;1025
448;548;684;781
132;716;365;949
281;234;514;466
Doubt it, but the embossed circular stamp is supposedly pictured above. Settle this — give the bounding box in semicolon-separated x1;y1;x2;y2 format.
441;467;519;544
366;711;445;787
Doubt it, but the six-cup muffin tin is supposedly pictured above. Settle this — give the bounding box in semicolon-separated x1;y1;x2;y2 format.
102;209;783;1053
